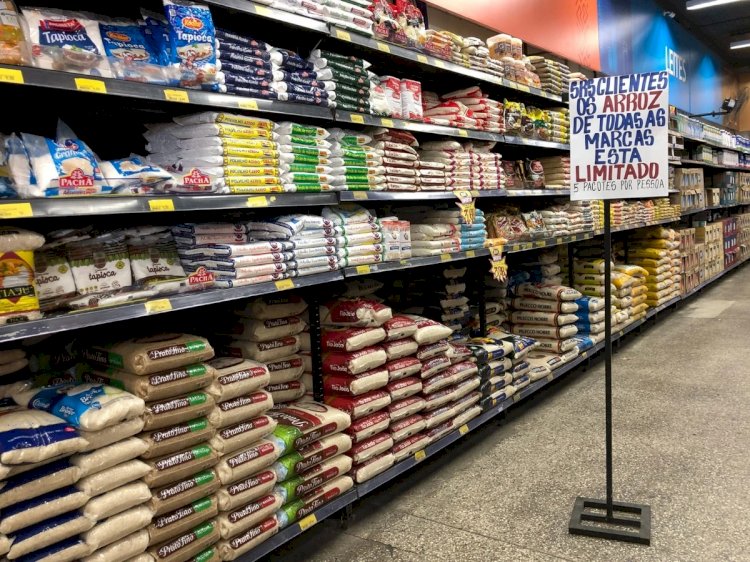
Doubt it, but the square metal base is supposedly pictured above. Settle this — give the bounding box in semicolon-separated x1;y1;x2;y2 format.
569;497;651;545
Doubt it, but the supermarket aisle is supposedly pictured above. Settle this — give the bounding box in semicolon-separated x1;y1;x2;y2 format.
272;264;750;562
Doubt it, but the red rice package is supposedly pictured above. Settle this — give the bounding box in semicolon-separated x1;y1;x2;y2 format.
322;346;387;376
326;390;391;419
321;299;393;327
344;411;391;444
322;368;389;396
321;327;386;352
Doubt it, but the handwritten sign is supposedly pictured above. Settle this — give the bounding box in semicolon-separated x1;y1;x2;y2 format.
569;71;668;201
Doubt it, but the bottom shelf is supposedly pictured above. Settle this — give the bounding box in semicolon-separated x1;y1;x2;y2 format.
236;257;749;562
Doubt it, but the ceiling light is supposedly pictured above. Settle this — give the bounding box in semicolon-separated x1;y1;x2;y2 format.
730;39;750;49
687;0;746;9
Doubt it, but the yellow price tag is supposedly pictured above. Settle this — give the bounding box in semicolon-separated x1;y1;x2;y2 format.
381;118;395;128
275;279;295;291
581;351;588;358
145;299;172;314
440;253;451;262
350;114;365;124
546;374;554;382
336;29;351;41
459;424;469;435
458;129;469;137
513;394;521;403
352;191;368;200
556;237;563;244
377;42;391;53
0;67;23;84
247;196;269;208
466;250;476;258
75;77;107;94
148;199;175;212
238;99;259;111
517;84;531;93
356;265;371;275
417;54;428;63
435;59;446;68
414;450;426;462
491;399;497;407
0;202;32;219
534;240;546;248
255;5;271;16
298;514;317;531
470;190;480;197
164;89;189;103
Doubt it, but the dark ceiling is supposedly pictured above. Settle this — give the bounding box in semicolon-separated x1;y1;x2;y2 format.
656;0;750;71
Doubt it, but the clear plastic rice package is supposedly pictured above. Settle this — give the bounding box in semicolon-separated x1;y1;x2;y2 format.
99;19;171;84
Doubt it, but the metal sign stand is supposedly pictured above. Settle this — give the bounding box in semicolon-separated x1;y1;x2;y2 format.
568;199;651;545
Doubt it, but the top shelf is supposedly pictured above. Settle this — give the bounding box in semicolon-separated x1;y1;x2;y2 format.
327;26;563;105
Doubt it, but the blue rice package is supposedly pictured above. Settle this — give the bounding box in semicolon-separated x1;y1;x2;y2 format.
163;0;218;88
100;19;168;83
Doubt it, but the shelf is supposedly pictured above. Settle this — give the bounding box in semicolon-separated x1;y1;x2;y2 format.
681;202;747;216
679;159;750;172
0;65;334;121
334;110;502;141
206;0;330;33
342;249;490;277
0;193;337;218
327;27;563;105
339;190;508;201
502;136;570;150
682;256;749;297
0;271;343;344
675;132;750;155
505;188;570;197
238;489;358;562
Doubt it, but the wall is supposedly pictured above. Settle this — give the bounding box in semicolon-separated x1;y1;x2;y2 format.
598;0;737;125
424;0;601;71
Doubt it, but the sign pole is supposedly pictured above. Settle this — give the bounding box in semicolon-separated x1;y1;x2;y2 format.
567;71;669;546
603;199;613;521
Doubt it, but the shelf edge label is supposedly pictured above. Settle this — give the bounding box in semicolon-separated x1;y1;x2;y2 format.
298;514;317;531
0;68;23;84
75;78;107;94
0;202;33;219
145;299;172;314
164;89;189;103
275;279;294;290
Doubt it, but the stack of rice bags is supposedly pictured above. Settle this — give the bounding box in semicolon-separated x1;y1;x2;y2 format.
614;264;650;322
245;213;342;278
0;378;145;562
327;128;385;192
536;156;570;187
627;228;682;308
420;140;504;192
216;294;308;406
412;315;481;446
421;91;479;131
438;87;505;133
206;295;303;559
322;204;386;269
145;112;281;194
274;122;341;192
81;333;221;561
316;295;396;483
502;282;583;356
527;57;570;96
214;29;334;108
472;329;539;407
309;49;371;114
264;403;354;536
468;334;515;409
456;36;489;71
173;222;295;289
367;128;422;192
274;0;373;35
399;205;487;256
547;109;570;144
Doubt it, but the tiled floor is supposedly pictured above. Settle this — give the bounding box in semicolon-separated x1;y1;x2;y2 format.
270;264;750;562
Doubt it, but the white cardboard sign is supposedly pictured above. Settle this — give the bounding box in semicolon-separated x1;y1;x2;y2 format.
569;71;669;201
